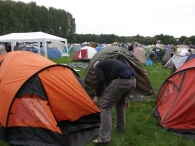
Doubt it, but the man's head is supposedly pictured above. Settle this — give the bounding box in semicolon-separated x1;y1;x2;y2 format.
93;61;99;69
188;49;192;53
157;40;160;44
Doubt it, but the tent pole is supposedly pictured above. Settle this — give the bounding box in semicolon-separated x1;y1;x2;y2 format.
65;40;70;62
43;40;47;58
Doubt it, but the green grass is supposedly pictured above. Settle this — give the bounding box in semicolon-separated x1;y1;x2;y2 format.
1;55;194;146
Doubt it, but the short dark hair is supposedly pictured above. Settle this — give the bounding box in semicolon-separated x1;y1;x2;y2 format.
188;49;192;52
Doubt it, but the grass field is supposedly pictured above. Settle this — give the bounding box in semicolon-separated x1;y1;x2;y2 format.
0;55;194;146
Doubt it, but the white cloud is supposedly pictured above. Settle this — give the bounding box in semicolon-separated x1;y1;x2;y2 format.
15;0;195;37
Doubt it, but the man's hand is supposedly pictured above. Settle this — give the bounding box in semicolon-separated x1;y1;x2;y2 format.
126;102;130;109
93;96;98;104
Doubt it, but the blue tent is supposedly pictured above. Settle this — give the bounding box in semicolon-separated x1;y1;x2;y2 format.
185;54;195;63
20;46;38;53
95;46;103;52
62;47;67;53
40;47;61;59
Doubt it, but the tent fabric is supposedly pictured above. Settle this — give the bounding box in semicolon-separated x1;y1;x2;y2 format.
184;54;195;63
162;49;171;65
69;45;83;54
163;59;176;70
134;47;147;63
153;57;195;141
89;42;98;48
0;32;68;58
171;56;188;69
95;46;104;52
48;41;69;57
0;51;100;146
164;54;194;70
72;46;97;61
82;46;154;102
40;47;61;59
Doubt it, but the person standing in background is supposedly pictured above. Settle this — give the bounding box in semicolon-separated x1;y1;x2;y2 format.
155;40;161;62
5;43;11;52
189;42;195;54
14;42;19;51
128;41;135;53
179;49;192;57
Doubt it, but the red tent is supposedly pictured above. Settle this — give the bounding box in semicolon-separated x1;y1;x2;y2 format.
154;58;195;140
72;46;97;61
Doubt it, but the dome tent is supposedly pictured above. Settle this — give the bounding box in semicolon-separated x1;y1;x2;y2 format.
134;47;147;63
153;58;195;141
69;45;83;54
40;47;61;59
72;46;97;61
0;51;100;146
82;46;154;102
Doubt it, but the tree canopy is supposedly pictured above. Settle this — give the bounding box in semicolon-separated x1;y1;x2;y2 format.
0;0;76;42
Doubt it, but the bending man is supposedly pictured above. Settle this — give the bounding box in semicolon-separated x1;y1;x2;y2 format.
92;59;136;144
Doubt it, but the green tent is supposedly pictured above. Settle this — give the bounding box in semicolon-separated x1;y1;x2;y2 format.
69;45;82;54
82;46;154;102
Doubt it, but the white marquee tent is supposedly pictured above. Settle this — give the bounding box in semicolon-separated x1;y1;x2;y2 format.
0;31;68;58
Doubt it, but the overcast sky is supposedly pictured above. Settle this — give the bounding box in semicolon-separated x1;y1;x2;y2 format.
16;0;195;38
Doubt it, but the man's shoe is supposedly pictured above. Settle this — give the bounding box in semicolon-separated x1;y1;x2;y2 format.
92;139;109;144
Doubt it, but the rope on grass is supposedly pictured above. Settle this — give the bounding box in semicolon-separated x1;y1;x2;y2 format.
151;64;162;73
140;96;164;127
140;106;156;128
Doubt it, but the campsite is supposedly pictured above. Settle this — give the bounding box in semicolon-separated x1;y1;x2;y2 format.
1;47;195;146
0;1;195;146
53;54;195;146
0;32;195;146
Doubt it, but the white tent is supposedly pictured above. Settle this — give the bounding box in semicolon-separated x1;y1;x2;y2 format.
0;32;68;58
171;56;188;69
72;46;97;61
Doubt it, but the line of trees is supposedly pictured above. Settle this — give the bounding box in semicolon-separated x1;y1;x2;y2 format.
76;34;195;45
0;0;76;41
0;0;195;45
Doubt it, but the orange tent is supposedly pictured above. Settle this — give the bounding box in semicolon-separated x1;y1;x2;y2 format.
0;51;100;146
154;58;195;140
